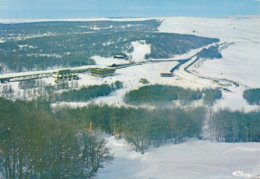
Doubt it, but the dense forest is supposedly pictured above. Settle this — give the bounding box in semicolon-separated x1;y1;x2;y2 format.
243;88;260;105
51;81;123;102
0;98;112;179
210;110;260;142
124;85;222;106
55;105;206;153
197;45;222;59
55;104;260;153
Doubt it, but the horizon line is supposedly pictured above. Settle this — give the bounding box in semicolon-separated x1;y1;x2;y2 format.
0;15;259;24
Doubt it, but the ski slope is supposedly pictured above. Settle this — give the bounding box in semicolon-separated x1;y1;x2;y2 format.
98;137;260;179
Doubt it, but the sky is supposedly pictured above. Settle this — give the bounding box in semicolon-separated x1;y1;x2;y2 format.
0;0;259;19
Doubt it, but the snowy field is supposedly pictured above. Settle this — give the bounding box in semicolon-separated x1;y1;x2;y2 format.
98;137;260;179
52;60;180;108
159;16;260;88
158;16;260;111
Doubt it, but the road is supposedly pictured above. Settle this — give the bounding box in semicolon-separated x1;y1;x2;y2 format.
0;41;239;91
0;65;100;83
170;41;249;97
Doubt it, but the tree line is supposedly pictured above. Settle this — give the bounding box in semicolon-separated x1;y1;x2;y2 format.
124;85;222;106
54;103;260;153
209;109;260;142
243;88;260;105
51;81;123;102
55;105;206;154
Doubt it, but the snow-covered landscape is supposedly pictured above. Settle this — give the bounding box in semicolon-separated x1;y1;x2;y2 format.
0;16;260;179
43;16;260;112
96;16;260;178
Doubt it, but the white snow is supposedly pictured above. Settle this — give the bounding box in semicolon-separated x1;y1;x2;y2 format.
51;102;90;109
90;26;101;31
197;42;260;88
213;85;259;112
27;53;62;58
98;136;260;179
102;41;114;47
129;40;151;62
159;16;260;41
92;56;129;66
0;65;98;79
17;44;37;49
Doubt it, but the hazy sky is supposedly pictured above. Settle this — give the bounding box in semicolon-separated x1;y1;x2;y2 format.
0;0;259;19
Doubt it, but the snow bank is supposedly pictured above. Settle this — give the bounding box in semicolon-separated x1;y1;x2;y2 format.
129;40;151;62
91;56;129;66
98;137;260;179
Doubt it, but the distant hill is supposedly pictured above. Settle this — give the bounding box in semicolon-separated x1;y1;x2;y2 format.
0;20;218;72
